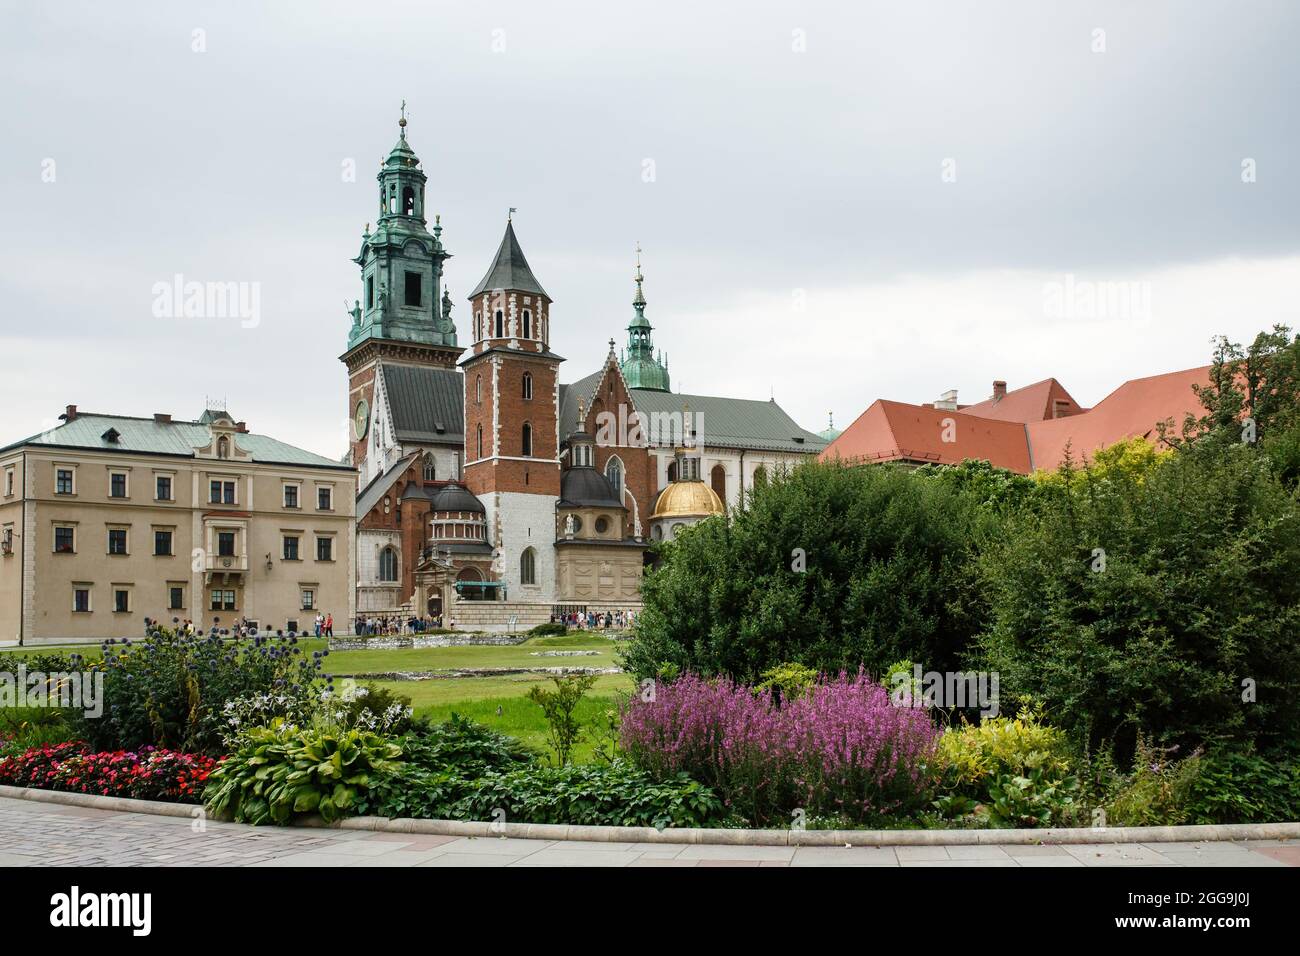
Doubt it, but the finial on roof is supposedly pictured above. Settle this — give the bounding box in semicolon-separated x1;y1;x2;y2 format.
508;206;516;222
828;411;834;429
608;337;616;355
399;99;407;136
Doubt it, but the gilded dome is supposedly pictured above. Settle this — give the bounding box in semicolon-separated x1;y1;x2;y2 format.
652;480;724;519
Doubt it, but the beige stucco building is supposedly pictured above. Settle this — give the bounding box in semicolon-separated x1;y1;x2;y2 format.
0;405;355;645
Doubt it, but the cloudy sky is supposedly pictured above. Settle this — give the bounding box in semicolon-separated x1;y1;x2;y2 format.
2;0;1297;456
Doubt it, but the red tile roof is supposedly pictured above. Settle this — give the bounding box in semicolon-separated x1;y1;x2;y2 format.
961;378;1086;423
822;366;1210;475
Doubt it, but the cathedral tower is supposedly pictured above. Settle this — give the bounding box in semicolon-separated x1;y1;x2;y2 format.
461;217;563;600
341;109;461;476
619;245;670;392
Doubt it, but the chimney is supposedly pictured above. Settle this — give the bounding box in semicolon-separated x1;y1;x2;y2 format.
61;404;78;422
992;380;1008;401
933;389;959;412
154;413;172;424
236;421;248;433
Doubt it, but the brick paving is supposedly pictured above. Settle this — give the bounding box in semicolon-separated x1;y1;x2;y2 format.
0;796;1293;867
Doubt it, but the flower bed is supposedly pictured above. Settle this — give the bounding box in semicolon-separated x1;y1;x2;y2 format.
0;741;219;804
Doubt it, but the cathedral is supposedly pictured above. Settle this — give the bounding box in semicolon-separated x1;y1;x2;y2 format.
343;114;827;628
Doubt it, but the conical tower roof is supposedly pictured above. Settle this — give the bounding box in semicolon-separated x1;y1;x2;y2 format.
468;220;549;298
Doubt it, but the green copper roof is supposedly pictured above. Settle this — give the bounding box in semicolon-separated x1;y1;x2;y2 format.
468;221;549;299
619;248;671;391
1;412;352;470
817;412;842;442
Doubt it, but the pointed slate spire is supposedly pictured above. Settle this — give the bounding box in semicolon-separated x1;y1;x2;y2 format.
468;220;549;298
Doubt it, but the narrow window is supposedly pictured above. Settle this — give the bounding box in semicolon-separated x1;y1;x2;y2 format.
475;375;482;404
495;310;504;338
422;454;436;481
114;589;130;613
156;476;172;501
402;186;415;215
476;425;483;458
283;536;299;561
317;486;333;511
379;547;398;582
605;456;623;499
520;547;536;585
523;309;532;338
366;275;375;309
110;473;127;498
404;271;421;306
522;372;533;400
521;423;533;457
169;586;184;610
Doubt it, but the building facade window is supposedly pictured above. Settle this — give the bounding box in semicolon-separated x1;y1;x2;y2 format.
283;535;300;561
210;480;235;504
379;546;398;582
155;475;172;501
54;526;75;553
113;589;130;613
317;486;333;511
73;587;91;613
107;529;128;556
520;547;536;585
316;536;333;561
495;310;504;338
210;589;236;612
522;372;533;400
476;425;483;459
110;473;128;498
154;530;173;556
4;468;13;497
283;484;299;508
422;454;436;481
169;586;185;610
475;375;482;404
301;589;316;610
56;468;74;495
521;423;533;457
217;531;236;557
404;270;422;306
605;456;623;499
523;309;532;338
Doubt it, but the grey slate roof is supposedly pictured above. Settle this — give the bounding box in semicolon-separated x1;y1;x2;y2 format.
558;369;827;455
560;468;624;508
356;454;413;517
0;413;352;470
468;222;549;299
383;364;464;445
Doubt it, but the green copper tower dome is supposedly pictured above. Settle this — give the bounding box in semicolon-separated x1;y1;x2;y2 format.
619;245;671;392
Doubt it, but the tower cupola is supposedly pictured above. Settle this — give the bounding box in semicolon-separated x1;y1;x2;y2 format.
619;244;670;392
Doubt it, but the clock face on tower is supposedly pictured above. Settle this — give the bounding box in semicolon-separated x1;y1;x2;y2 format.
353;399;370;441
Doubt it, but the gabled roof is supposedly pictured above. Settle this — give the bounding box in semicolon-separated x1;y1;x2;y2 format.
468;221;549;299
824;400;1032;472
1025;366;1208;471
961;378;1085;423
356;453;415;516
382;364;464;445
1;413;351;470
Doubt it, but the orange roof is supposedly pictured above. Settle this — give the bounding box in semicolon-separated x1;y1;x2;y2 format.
822;365;1210;475
823;400;1032;472
962;378;1085;423
1025;366;1208;471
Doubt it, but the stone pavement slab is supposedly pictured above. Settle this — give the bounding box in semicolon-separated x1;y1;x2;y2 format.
1;795;1295;868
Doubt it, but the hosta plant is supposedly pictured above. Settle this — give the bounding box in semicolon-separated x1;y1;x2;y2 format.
204;719;402;825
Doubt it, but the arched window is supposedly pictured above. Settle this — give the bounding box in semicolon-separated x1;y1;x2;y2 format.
711;463;726;503
475;375;482;404
495;310;504;338
753;464;768;486
402;186;415;216
605;455;623;500
522;372;533;400
523;309;532;338
216;436;229;459
422;454;435;481
520;547;536;585
476;425;483;459
389;186;397;214
378;547;398;582
521;423;533;457
667;460;677;483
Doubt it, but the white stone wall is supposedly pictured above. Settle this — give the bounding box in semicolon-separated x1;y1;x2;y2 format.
494;491;558;603
357;530;401;584
649;447;812;510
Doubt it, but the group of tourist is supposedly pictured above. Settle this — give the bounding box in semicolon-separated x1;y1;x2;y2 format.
554;608;636;631
354;614;448;636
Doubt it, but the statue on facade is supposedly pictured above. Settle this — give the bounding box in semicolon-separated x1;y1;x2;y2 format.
441;287;455;334
346;299;362;327
564;513;576;538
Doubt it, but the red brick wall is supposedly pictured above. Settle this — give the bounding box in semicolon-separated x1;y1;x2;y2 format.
463;352;561;498
586;360;655;536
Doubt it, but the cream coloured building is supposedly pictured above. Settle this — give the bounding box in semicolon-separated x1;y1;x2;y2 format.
0;405;355;645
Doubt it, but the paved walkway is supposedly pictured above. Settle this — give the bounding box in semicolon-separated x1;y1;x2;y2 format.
1;796;1296;867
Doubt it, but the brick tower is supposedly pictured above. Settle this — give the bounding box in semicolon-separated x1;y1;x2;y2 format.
461;217;563;601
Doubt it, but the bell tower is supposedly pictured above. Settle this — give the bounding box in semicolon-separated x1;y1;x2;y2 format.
461;216;563;600
341;107;462;475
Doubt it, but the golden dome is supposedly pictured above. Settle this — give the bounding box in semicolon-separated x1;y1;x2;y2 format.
652;480;724;519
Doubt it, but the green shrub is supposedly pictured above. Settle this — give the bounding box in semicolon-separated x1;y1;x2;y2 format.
625;459;993;684
932;704;1081;827
0;707;78;758
1183;751;1300;824
529;622;568;637
755;662;819;703
204;719;403;825
979;440;1300;759
1103;738;1202;827
327;682;413;735
402;713;535;776
440;760;726;829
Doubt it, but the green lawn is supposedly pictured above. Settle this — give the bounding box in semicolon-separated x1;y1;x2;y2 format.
322;632;624;674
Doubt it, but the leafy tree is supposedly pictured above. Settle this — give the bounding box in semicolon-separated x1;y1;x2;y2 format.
625;460;992;683
1174;325;1300;445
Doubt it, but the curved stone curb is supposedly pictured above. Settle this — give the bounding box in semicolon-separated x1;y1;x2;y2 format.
4;785;1297;846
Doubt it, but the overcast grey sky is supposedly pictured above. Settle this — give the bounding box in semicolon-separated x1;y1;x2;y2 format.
2;0;1297;456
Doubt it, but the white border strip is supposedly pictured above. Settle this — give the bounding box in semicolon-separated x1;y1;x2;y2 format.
4;785;1297;846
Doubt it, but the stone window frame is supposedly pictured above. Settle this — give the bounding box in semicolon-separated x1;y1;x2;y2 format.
315;534;335;562
54;463;77;496
520;547;537;586
72;583;93;613
111;584;132;614
152;525;176;557
106;525;130;557
167;581;187;611
154;471;175;502
3;466;14;498
282;482;302;509
316;484;334;512
108;468;130;500
53;523;77;554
